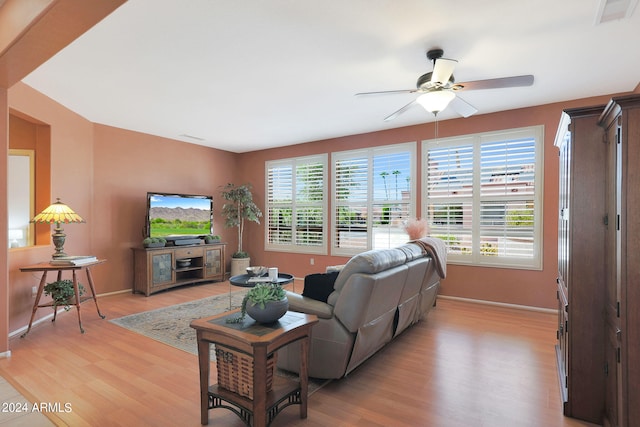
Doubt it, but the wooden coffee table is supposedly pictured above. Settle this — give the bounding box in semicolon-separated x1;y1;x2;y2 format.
190;310;318;426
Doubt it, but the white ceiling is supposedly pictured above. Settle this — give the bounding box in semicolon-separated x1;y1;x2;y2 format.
20;0;640;153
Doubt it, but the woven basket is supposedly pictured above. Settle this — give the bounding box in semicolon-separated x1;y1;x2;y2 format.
215;345;276;399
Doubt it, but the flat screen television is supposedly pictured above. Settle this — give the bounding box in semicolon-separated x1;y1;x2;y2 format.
145;192;213;238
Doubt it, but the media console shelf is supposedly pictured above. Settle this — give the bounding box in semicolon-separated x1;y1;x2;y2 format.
132;243;226;296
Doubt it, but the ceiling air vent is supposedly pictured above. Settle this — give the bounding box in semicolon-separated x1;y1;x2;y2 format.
595;0;638;23
179;134;205;142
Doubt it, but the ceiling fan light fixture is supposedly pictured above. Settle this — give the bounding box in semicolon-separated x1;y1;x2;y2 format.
416;90;455;114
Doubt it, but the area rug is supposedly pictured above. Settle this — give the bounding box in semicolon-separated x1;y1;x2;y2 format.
110;290;248;355
110;290;330;393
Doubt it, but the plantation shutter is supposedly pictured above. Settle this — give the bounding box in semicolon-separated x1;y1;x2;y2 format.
371;148;413;249
332;143;416;255
424;126;542;269
266;155;327;253
267;163;293;245
426;143;474;254
334;154;369;251
479;137;536;259
295;160;325;246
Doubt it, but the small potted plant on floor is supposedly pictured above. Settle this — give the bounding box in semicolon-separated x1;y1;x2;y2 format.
43;279;86;311
227;283;288;324
220;183;263;276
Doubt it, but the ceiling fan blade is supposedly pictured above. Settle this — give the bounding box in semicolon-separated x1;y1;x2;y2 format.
355;89;416;96
455;75;534;91
431;58;457;86
449;95;478;118
384;100;417;121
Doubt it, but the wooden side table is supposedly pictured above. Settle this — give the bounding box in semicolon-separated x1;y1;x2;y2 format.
19;260;107;336
190;310;318;427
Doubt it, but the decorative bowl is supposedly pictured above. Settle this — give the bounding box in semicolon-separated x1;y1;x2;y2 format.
246;297;289;323
246;266;268;277
176;258;191;268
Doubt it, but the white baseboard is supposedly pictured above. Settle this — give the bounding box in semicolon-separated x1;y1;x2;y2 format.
0;350;11;359
437;294;556;314
8;288;132;338
96;288;133;298
9;310;61;339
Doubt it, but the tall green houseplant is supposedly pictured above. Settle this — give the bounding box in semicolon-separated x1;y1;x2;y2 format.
220;183;263;259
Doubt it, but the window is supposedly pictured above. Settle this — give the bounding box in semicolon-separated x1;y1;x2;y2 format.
332;142;416;256
423;126;543;269
265;154;327;254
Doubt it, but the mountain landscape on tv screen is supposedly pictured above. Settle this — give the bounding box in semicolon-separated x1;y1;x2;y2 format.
150;207;209;222
149;207;210;236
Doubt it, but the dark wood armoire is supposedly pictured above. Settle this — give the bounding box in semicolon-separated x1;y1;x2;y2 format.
598;95;640;427
554;94;640;427
554;105;606;424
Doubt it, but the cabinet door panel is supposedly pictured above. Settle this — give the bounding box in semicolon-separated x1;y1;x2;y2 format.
151;251;174;286
205;247;222;278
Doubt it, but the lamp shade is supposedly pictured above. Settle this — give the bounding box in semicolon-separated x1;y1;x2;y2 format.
31;198;85;224
416;90;456;114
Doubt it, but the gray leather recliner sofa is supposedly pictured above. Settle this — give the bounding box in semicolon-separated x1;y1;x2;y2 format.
276;238;446;379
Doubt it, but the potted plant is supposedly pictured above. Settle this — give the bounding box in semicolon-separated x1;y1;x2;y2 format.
227;283;288;324
43;279;86;311
143;237;167;248
203;234;221;244
220;183;263;276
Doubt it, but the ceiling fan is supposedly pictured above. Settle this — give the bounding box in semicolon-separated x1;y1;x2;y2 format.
356;49;534;121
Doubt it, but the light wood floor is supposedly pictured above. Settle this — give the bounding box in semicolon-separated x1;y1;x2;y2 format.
0;280;600;427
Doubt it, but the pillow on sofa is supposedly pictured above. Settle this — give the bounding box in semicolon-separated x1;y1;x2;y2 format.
302;271;339;303
325;264;345;273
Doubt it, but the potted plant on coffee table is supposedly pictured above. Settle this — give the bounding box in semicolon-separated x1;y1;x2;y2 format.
220;183;263;276
227;283;288;324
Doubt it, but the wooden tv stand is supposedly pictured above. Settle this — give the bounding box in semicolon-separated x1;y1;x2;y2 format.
132;243;226;296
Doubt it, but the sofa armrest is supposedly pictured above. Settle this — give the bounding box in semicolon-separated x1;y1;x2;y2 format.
285;291;334;319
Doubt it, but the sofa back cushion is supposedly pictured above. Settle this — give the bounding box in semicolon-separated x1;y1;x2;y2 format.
396;242;424;261
329;248;407;303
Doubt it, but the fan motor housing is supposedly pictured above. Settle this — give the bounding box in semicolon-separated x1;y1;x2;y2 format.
426;49;444;61
417;72;455;90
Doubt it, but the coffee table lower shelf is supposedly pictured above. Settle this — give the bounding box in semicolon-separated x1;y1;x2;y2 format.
208;376;301;427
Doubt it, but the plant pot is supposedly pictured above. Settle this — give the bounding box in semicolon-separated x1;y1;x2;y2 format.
230;257;251;276
144;242;165;248
245;297;289;324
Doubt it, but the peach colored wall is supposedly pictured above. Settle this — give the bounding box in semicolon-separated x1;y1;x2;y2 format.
91;124;238;293
6;83;241;334
7;83;94;332
238;95;614;309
